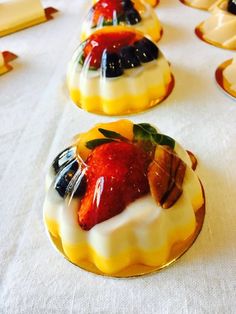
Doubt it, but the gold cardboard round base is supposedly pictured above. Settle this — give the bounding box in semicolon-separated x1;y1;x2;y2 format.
73;74;175;117
215;59;236;99
195;24;236;51
47;185;205;278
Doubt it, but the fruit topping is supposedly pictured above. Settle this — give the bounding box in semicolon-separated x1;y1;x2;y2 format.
83;29;139;69
148;146;186;209
54;158;87;198
125;8;141;25
92;0;123;26
228;0;236;15
134;38;159;63
78;142;149;230
101;52;124;77
120;45;141;68
52;146;76;174
90;0;142;27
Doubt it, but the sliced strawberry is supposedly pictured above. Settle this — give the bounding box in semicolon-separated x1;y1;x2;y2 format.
92;0;123;25
83;29;141;69
78;142;149;230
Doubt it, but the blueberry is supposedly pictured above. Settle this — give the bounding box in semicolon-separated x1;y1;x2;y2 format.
54;159;86;198
134;38;159;63
228;0;236;14
52;146;76;174
101;52;124;78
125;9;141;25
122;0;134;10
120;46;141;69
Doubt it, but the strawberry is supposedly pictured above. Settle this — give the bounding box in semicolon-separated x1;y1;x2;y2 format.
92;0;123;25
78;142;149;230
83;30;140;69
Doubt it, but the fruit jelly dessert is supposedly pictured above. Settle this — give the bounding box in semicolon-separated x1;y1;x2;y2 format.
67;27;173;115
195;0;236;50
82;0;162;42
44;120;205;275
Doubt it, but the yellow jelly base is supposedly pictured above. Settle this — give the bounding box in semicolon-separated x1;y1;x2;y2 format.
44;201;205;276
0;65;11;75
69;76;174;116
0;16;46;37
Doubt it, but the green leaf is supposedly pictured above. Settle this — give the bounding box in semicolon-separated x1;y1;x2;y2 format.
151;133;175;149
98;128;128;141
136;123;158;135
133;123;175;149
85;138;115;150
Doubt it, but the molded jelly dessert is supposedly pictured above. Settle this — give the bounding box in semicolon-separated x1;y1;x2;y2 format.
82;0;162;42
44;120;205;276
195;0;236;49
180;0;217;10
0;0;57;37
216;57;236;98
67;27;173;115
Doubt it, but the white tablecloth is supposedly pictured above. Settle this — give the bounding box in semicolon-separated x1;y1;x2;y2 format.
0;0;235;313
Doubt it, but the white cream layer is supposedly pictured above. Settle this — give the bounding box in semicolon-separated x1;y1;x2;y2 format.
81;2;161;41
43;142;204;259
67;52;171;99
0;0;45;32
199;0;236;49
223;57;236;92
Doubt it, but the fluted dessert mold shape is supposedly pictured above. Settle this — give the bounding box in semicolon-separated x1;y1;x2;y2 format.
67;26;174;116
44;120;205;277
82;0;162;42
195;0;236;50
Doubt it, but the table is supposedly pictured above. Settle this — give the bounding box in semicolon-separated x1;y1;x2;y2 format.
0;0;235;313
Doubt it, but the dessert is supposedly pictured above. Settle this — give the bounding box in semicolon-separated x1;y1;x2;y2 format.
215;57;236;98
195;0;236;50
82;0;162;42
44;120;205;277
0;0;57;37
0;51;17;75
179;0;217;10
67;26;174;116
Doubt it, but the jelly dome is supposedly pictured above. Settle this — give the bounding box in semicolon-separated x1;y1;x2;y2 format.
67;26;173;116
216;57;236;98
179;0;218;10
82;0;162;42
44;120;205;276
195;0;236;50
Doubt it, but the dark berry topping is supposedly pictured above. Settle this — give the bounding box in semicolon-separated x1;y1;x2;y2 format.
228;0;236;15
122;0;134;10
54;159;87;198
101;52;124;77
134;38;159;63
125;8;142;25
52;146;76;174
120;46;141;68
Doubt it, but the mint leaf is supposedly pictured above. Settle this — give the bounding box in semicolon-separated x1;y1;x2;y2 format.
98;128;128;141
133;123;175;149
85;138;115;149
151;133;175;149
